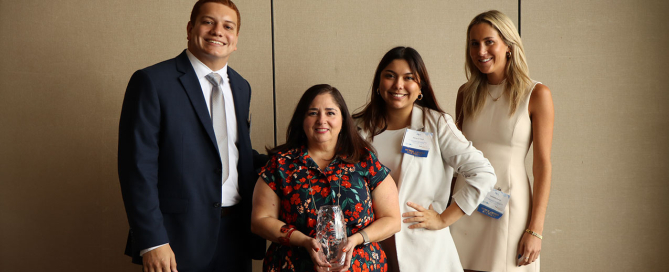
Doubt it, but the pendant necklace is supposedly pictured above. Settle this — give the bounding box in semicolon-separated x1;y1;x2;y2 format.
308;161;342;210
487;90;503;102
487;80;505;102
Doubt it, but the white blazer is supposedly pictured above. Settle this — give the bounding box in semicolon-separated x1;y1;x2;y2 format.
358;105;496;272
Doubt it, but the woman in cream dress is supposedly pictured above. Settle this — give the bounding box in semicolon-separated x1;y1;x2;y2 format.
450;10;555;272
353;46;497;272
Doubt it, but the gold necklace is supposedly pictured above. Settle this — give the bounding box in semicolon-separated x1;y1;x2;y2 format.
487;80;505;102
487;90;503;102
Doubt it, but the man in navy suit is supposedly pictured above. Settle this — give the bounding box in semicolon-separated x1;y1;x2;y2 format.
118;1;264;271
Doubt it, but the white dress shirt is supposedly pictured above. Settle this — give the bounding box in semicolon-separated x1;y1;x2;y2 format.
186;50;241;207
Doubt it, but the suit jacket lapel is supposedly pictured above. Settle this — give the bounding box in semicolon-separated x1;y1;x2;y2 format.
228;70;246;134
175;51;218;149
227;67;249;141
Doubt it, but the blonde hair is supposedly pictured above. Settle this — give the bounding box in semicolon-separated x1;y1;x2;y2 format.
460;10;532;120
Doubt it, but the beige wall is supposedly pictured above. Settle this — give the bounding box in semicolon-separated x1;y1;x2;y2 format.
522;0;669;270
273;1;517;143
0;0;666;271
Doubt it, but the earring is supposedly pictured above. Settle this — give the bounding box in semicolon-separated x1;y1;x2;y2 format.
417;93;424;100
506;52;511;58
376;89;380;95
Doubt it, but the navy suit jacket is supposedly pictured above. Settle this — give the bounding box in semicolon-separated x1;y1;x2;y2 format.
118;50;265;270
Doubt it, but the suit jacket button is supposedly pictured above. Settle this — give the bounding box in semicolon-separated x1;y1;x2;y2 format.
213;202;221;208
215;168;222;174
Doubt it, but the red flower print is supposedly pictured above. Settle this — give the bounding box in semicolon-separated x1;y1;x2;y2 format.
352;260;361;272
285;213;297;224
282;186;292;195
262;148;388;272
320;187;330;198
290;193;300;205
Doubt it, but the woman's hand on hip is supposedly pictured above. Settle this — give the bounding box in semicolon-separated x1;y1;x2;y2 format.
402;202;446;230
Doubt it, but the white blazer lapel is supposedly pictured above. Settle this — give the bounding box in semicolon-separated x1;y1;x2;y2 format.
396;105;424;191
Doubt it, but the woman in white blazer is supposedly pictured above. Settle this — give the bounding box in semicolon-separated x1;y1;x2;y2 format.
352;46;497;272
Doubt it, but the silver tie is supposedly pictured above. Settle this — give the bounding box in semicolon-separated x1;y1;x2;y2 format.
206;73;229;182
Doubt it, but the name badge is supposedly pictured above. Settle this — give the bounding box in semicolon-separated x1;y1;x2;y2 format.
477;189;510;219
401;129;432;157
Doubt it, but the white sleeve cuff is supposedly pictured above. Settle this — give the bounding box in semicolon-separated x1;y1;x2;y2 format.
140;243;169;256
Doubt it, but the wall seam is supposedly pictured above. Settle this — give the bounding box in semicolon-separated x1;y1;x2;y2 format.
271;0;277;147
518;0;522;36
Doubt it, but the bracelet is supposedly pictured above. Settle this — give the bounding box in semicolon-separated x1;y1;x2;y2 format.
525;229;543;240
279;225;296;246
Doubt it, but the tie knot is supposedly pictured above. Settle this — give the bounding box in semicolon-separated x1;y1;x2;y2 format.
206;73;223;86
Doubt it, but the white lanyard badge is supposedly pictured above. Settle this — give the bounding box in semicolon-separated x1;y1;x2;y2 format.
401;129;433;157
477;188;510;219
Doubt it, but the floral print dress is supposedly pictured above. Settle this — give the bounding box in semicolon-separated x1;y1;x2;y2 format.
260;146;390;272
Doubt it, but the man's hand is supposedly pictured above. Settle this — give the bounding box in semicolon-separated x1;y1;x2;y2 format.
143;244;178;272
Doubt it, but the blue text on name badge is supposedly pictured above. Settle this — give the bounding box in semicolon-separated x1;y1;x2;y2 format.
476;189;510;219
477;205;503;219
401;146;428;157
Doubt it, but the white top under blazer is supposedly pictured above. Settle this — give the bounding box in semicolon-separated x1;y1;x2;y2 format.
358;105;497;271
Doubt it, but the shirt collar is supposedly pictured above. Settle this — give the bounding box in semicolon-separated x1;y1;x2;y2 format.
297;146;344;171
186;49;228;83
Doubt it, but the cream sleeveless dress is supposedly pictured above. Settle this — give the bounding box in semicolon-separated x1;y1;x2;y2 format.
451;81;540;272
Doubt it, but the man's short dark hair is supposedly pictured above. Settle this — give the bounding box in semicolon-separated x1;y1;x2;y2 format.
190;0;241;33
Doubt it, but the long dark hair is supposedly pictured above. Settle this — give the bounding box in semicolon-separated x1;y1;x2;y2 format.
269;84;375;163
353;46;443;139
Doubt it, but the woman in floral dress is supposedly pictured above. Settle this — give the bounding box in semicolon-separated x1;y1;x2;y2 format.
251;84;401;272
